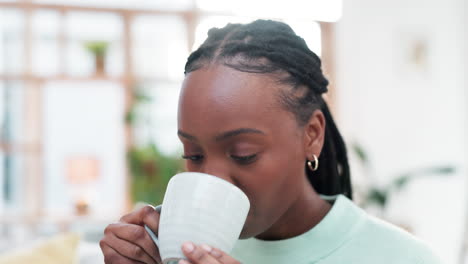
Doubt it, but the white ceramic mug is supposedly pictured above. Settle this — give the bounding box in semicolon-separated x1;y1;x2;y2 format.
145;172;250;264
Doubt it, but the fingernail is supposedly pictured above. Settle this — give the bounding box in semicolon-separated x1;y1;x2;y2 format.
179;260;190;264
144;205;154;212
201;244;212;252
210;249;222;258
182;242;195;253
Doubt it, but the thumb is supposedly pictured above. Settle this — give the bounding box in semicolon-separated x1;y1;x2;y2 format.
203;246;240;264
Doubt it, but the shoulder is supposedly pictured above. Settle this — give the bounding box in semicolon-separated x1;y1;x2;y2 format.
324;195;442;263
345;209;442;263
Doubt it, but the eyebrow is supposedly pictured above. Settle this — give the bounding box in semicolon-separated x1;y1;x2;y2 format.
215;128;265;141
177;128;265;142
178;130;198;141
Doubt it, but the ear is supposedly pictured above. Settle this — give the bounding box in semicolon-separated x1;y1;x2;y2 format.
303;110;326;160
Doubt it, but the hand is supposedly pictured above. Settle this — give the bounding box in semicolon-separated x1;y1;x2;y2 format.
100;205;161;264
179;242;241;264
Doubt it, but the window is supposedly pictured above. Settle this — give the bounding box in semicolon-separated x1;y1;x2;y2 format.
0;9;24;74
0;1;327;219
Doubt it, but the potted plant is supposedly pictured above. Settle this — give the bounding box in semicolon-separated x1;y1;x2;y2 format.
351;142;455;228
127;143;182;205
84;41;109;76
125;87;183;205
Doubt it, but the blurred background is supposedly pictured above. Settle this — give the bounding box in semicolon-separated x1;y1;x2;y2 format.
0;0;466;263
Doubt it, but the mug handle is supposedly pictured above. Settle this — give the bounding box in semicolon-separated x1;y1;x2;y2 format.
144;204;162;248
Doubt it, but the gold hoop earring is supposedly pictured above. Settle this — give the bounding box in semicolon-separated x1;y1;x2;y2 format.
307;154;319;171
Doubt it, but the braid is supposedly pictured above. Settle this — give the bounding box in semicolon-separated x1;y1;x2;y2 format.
310;101;352;198
184;19;352;199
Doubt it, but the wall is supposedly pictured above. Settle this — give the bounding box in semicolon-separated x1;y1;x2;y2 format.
335;0;467;263
43;81;126;218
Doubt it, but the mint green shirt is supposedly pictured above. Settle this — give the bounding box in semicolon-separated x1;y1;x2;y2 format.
231;195;441;264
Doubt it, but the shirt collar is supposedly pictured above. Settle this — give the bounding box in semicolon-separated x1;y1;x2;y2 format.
232;195;367;263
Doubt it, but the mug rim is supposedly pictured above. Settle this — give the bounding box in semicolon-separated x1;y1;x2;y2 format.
172;172;250;205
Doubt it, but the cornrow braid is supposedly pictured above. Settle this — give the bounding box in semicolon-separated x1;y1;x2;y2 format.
184;19;352;199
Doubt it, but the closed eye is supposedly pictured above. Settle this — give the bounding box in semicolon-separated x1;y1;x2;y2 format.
181;154;204;163
230;154;257;165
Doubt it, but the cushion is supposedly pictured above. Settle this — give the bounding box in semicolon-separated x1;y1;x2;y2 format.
0;232;80;264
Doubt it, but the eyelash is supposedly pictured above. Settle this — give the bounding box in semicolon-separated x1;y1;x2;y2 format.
181;154;203;162
181;154;258;165
230;154;257;165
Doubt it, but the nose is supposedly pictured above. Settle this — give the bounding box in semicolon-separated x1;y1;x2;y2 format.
199;158;234;185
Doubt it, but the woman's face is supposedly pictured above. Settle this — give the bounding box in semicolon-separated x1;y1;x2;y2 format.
178;65;316;238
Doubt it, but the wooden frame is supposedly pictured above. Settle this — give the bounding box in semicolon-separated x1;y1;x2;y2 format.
0;1;201;218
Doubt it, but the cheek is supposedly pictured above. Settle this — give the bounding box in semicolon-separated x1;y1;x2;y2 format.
253;151;303;202
237;146;305;231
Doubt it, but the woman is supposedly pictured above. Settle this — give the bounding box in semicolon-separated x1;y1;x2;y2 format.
100;20;441;264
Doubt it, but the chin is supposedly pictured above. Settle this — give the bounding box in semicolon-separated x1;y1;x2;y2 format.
239;227;255;239
238;215;262;239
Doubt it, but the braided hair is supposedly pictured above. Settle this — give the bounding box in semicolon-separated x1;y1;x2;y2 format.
184;19;352;199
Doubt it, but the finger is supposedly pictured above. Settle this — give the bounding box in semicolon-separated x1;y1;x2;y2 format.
207;247;241;264
181;242;220;264
100;239;146;264
141;206;161;234
104;223;161;262
101;232;157;264
121;205;160;229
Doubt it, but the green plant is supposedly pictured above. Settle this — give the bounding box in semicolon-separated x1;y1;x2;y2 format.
126;86;183;205
128;143;182;205
351;142;456;209
84;41;109;57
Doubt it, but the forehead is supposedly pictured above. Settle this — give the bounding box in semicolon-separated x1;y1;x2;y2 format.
182;65;279;105
178;65;294;135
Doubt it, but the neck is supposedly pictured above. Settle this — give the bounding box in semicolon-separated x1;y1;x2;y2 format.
255;181;332;241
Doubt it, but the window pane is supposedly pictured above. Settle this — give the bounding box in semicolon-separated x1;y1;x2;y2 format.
0;151;3;210
132;16;188;80
0;80;42;216
65;12;123;77
31;10;60;76
194;16;255;51
0;81;36;213
0;9;24;74
133;81;182;155
0;151;26;212
0;81;41;146
0;81;25;144
33;0;193;11
196;0;342;22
